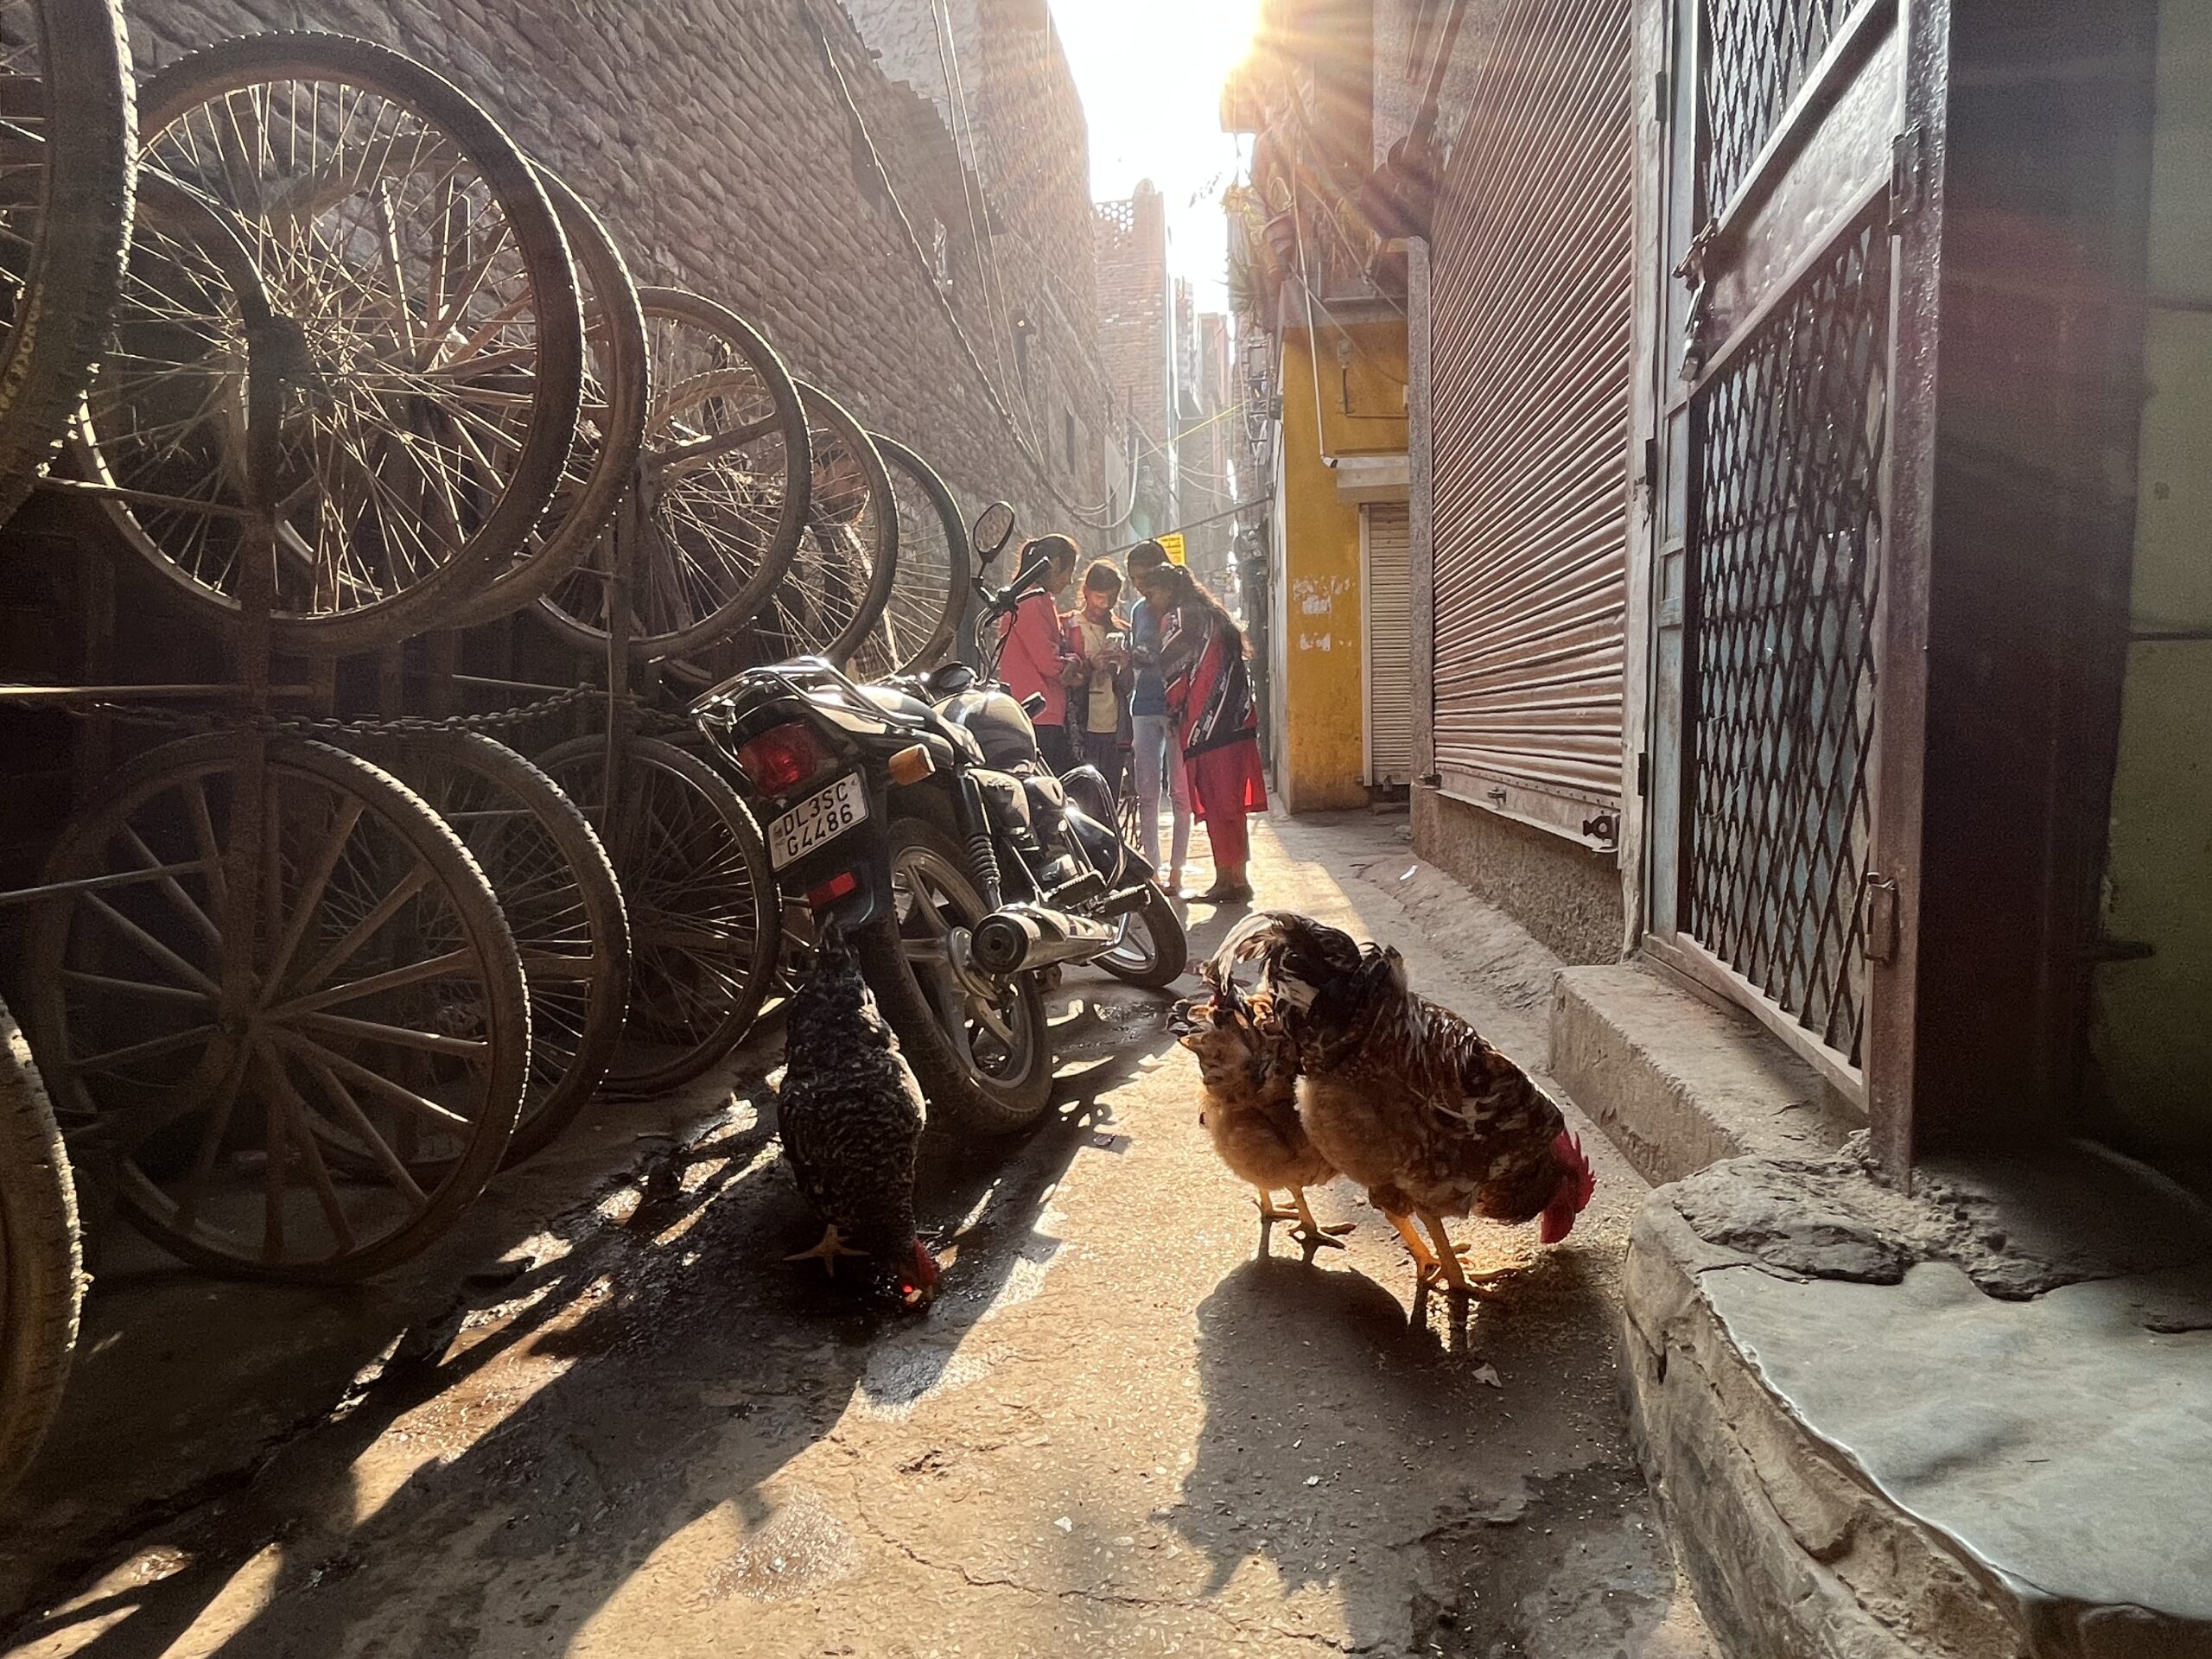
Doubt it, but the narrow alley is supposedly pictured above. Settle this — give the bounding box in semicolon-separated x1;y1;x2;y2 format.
0;818;1711;1659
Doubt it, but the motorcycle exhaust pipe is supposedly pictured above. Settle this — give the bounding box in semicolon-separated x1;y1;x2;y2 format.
970;902;1117;976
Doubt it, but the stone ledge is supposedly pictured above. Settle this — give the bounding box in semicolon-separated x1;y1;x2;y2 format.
1550;962;1860;1186
1623;1154;2212;1659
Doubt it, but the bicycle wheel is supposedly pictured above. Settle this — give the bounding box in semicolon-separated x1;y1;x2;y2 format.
850;432;966;679
747;382;896;669
353;730;628;1166
445;165;648;628
0;0;133;526
92;33;584;655
536;734;779;1096
22;734;530;1281
537;287;809;662
0;992;79;1498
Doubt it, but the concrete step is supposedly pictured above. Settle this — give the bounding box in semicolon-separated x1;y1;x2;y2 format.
1548;961;1861;1186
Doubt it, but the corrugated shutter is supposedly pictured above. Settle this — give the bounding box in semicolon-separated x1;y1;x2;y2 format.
1363;503;1414;785
1427;0;1633;826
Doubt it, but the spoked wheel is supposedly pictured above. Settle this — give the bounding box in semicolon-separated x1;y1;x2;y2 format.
536;734;779;1096
0;0;134;526
446;166;648;629
747;382;896;669
86;32;585;655
353;730;629;1166
850;432;965;678
853;817;1052;1137
22;735;530;1282
537;287;810;662
0;993;79;1497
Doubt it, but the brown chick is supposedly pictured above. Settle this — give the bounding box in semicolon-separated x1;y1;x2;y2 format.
1173;971;1352;1262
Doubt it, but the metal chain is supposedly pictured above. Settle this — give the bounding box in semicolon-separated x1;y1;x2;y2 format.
73;683;612;738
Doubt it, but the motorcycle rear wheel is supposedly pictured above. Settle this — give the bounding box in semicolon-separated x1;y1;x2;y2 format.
854;817;1052;1137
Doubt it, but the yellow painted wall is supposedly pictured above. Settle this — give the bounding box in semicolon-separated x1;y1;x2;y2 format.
2094;0;2212;1151
1274;320;1409;811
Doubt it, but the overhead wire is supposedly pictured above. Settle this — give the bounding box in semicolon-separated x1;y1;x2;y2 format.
804;4;1124;529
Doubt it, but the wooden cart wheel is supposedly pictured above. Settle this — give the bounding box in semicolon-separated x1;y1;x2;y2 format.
353;730;628;1167
81;33;585;656
0;0;134;527
536;287;810;662
22;734;530;1282
444;166;649;629
0;992;79;1498
852;432;968;678
755;382;898;668
535;734;779;1096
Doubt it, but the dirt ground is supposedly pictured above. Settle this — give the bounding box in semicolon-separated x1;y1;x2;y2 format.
0;814;1714;1658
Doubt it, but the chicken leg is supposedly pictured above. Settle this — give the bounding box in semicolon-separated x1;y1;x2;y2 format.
786;1223;868;1277
1417;1211;1516;1300
1287;1188;1354;1262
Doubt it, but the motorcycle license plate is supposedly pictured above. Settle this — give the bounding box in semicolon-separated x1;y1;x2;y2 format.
768;773;869;870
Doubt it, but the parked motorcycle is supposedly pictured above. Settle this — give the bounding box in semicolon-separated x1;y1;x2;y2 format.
691;502;1187;1135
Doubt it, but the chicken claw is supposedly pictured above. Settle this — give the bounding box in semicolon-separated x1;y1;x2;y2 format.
1288;1189;1354;1263
1417;1211;1514;1300
786;1223;869;1277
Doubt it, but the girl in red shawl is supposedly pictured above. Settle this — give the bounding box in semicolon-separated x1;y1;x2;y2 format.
1155;563;1267;903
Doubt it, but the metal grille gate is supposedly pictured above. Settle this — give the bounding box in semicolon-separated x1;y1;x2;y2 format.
1700;0;1871;211
1684;211;1891;1065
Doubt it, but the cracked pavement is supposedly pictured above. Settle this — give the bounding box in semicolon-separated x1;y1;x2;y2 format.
1;817;1713;1658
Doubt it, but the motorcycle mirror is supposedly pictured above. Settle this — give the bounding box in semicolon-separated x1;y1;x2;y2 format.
971;501;1016;564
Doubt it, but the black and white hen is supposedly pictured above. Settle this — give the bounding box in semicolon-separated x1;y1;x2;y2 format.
777;918;941;1306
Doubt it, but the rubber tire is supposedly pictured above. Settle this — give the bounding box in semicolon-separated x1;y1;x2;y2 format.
22;735;530;1283
132;31;584;655
0;0;134;528
852;817;1053;1138
353;730;630;1167
0;995;80;1500
1096;883;1189;991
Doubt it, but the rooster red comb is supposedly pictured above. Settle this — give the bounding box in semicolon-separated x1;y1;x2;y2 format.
1538;1131;1597;1245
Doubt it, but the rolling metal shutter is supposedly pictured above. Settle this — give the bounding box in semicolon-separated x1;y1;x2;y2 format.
1363;503;1414;786
1427;0;1634;837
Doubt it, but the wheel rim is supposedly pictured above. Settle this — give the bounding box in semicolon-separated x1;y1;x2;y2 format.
103;39;584;645
537;288;810;660
445;166;649;628
1099;905;1165;977
887;842;1040;1090
361;733;626;1164
538;737;776;1092
23;737;527;1279
850;433;961;679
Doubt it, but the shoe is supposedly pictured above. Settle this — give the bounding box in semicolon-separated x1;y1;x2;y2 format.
1198;881;1254;904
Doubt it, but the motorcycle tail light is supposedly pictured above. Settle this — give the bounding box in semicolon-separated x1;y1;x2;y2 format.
734;721;836;796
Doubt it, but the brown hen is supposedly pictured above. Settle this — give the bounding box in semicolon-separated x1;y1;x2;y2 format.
1173;969;1351;1262
1214;912;1596;1306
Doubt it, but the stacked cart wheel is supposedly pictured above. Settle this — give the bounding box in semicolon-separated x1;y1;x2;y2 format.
75;33;585;653
0;0;135;525
0;994;79;1497
749;381;897;669
537;734;779;1096
537;287;810;661
851;431;968;678
22;735;531;1281
352;731;629;1168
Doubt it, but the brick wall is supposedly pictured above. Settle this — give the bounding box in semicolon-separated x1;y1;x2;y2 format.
837;0;1109;513
1094;181;1174;535
124;0;1103;533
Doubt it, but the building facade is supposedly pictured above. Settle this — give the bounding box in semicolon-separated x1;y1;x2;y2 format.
1094;182;1178;538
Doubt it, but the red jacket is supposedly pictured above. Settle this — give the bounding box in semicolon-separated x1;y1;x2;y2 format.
995;590;1069;727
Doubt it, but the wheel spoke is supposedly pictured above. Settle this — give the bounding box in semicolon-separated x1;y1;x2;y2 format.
168;1042;252;1236
285;862;435;996
70;1023;218;1074
258;1043;358;1255
79;891;219;996
265;1027;471;1131
298;1051;430;1212
267;948;476;1018
290;1009;488;1060
261;795;367;991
